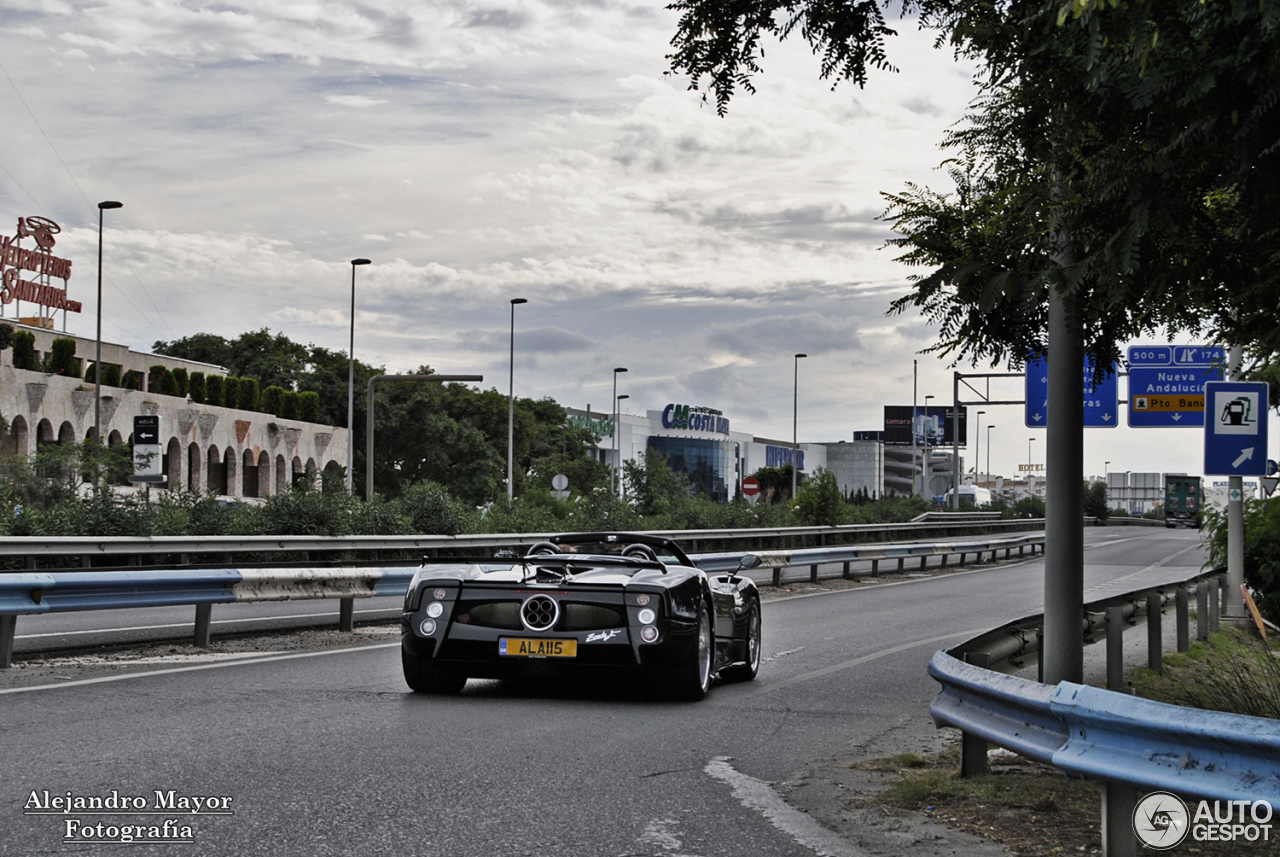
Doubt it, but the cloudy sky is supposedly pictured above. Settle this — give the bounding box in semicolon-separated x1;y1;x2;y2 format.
1;0;1268;485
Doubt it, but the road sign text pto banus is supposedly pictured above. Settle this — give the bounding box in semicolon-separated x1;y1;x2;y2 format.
1129;345;1225;427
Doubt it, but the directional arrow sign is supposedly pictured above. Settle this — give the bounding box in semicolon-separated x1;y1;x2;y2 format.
1204;381;1270;476
1128;344;1225;427
1025;355;1118;428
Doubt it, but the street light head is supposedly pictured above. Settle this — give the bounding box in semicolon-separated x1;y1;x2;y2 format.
98;201;123;210
351;258;371;266
617;394;629;400
795;353;807;359
511;297;528;305
614;367;627;374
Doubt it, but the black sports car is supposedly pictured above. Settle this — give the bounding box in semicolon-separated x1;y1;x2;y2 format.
400;532;762;700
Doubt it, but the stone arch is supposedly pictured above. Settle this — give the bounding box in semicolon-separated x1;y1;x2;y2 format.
58;421;75;446
207;446;223;495
242;448;259;499
3;415;29;459
322;459;343;491
291;455;304;489
187;442;202;491
36;419;55;446
107;429;125;449
275;455;287;496
165;437;182;490
223;446;238;497
257;450;272;497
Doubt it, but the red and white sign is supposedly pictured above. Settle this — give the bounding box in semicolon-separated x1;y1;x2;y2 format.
742;477;760;496
0;216;81;313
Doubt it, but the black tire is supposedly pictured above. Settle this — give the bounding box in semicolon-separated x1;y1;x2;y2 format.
652;601;714;701
402;648;466;694
721;599;761;682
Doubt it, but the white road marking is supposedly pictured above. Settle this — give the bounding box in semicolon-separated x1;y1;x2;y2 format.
704;758;867;857
633;818;701;857
1083;543;1204;597
0;643;399;695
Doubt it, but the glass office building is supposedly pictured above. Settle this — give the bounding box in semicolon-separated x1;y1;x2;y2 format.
646;436;739;505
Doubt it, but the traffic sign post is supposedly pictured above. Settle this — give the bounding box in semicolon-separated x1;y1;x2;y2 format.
741;476;760;506
1203;381;1269;476
130;415;166;485
1128;344;1225;427
1024;355;1118;428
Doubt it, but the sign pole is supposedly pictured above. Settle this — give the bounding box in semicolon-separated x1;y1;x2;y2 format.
1042;277;1085;685
1227;346;1246;619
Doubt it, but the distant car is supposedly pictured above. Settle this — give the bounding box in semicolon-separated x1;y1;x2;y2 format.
400;532;763;700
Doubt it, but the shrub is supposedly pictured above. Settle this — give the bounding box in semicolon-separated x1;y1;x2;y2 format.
172;367;189;398
298;390;320;422
223;377;241;410
121;369;142;391
84;362;98;383
205;375;225;407
0;323;12;351
397;480;473;535
1206;498;1280;624
280;390;300;420
148;365;170;393
239;378;260;412
261;385;285;416
49;338;80;378
11;330;38;370
103;364;121;387
189;371;206;404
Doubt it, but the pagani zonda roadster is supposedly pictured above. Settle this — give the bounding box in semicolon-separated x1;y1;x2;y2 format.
401;532;762;700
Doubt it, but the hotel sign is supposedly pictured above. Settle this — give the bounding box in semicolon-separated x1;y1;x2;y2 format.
0;216;82;313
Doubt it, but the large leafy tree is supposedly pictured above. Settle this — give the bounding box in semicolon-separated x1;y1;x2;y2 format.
668;0;1280;371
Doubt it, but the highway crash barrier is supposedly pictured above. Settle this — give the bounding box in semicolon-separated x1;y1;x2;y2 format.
0;531;1047;667
928;568;1280;856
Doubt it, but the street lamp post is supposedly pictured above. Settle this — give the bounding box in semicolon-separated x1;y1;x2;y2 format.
1028;437;1037;498
792;353;806;499
986;425;994;491
615;394;629;497
611;367;627;494
507;297;527;503
347;258;371;494
923;394;935;498
93;201;123;487
975;410;986;485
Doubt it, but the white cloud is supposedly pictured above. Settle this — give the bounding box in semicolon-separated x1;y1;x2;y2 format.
325;95;388;108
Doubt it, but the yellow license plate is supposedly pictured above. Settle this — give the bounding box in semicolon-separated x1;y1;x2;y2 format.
499;638;577;658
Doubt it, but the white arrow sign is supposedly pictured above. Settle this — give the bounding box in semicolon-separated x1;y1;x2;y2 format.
1233;447;1256;469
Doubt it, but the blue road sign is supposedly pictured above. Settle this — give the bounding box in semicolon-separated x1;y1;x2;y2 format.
1025;356;1119;428
1128;344;1225;427
1204;381;1270;476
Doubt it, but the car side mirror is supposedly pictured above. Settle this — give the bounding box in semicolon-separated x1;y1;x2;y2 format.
728;554;762;580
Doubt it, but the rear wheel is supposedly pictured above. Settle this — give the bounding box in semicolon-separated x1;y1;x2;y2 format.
721;599;761;682
652;602;713;701
402;648;466;694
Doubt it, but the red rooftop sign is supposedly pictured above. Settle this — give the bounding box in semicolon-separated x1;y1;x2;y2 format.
0;216;82;313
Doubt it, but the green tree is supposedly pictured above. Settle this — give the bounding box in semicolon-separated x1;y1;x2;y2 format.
204;375;225;407
623;451;693;518
49;338;80;378
793;467;844;526
11;330;37;371
189;371;206;404
1082;480;1110;522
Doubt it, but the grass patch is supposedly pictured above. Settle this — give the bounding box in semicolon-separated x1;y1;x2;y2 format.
1129;623;1280;719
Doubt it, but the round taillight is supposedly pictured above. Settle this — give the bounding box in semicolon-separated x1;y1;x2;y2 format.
640;625;659;643
419;619;437;636
637;608;656;625
426;601;444;618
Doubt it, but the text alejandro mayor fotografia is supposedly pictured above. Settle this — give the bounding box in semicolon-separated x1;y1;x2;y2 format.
25;789;234;844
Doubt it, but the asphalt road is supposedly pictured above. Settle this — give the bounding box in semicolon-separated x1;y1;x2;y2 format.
0;527;1208;856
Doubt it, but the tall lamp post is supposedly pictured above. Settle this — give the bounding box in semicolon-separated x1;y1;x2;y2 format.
792;353;806;498
923;394;935;497
611;367;627;494
347;258;371;494
507;297;527;503
1028;437;1036;499
615;394;629;497
975;410;986;485
93;200;123;486
986;425;994;491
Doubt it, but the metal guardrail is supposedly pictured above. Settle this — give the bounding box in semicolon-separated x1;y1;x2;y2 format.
0;531;1046;666
929;568;1280;854
0;516;1045;566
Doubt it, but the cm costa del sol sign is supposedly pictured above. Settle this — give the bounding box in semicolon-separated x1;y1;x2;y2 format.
0;216;82;317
